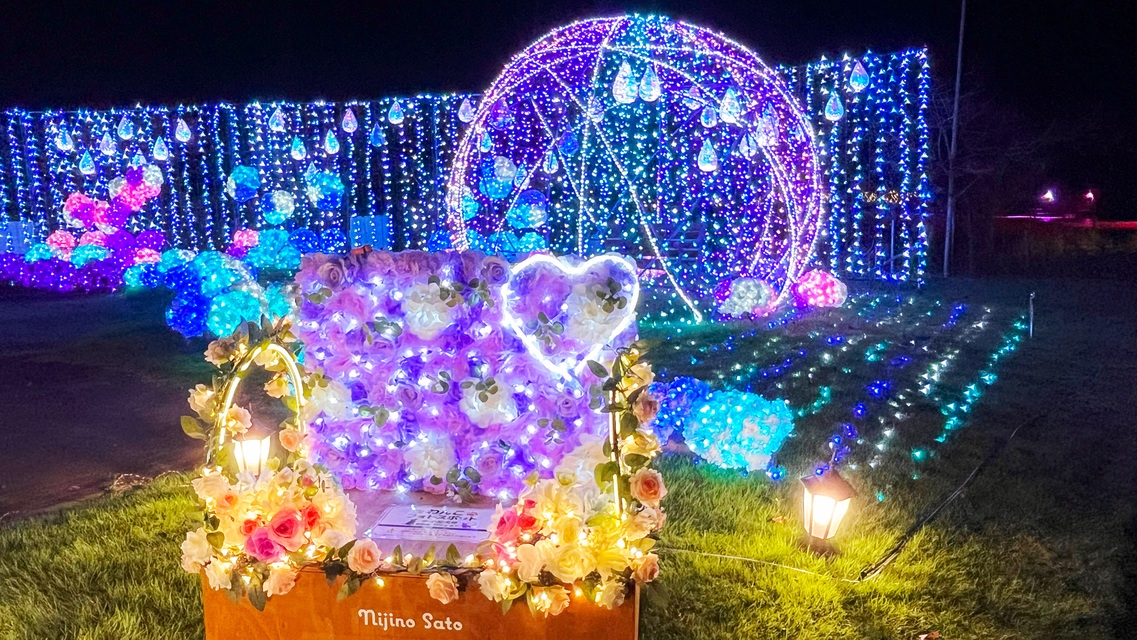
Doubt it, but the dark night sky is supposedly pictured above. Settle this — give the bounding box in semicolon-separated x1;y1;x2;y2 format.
2;0;1133;213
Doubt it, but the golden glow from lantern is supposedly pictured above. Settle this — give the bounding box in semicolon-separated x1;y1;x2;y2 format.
233;435;272;476
803;485;852;540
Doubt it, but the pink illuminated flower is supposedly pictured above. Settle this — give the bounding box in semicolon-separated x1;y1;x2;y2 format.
245;528;284;562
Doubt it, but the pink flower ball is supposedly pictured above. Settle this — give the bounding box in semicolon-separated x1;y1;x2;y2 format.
77;230;108;247
132;248;161;265
231;228;260;250
793;270;848;308
46;230;77;253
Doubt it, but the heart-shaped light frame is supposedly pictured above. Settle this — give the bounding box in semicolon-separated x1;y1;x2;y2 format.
500;253;640;383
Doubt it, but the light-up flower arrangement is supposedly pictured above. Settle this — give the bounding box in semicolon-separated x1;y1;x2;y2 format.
474;347;665;614
793;269;848;308
292;249;639;500
180;251;665;616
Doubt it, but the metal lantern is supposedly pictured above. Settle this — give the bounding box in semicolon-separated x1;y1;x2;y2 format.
800;469;856;540
232;434;272;476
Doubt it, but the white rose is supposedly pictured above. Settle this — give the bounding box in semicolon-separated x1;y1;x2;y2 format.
187;384;216;420
596;578;627;610
515;539;555;583
192;474;231;504
204;560;231;590
403;432;457;481
180;527;213;572
477;569;513;602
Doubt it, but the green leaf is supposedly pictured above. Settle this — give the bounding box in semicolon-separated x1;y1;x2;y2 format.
620;413;639;439
501;597;514;615
206;531;225;549
465;466;482;483
337;575;361;601
623;453;649;469
422;545;436;566
337;540;357;559
594;461;619;488
392;545;403;566
180;416;207;440
446;466;460;484
586;360;609;378
324;563;346;586
445;544;462;566
248;585;267;611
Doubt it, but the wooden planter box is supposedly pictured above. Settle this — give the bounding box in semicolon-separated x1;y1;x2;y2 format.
202;569;639;640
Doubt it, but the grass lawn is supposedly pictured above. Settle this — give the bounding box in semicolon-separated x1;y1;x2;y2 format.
0;277;1132;638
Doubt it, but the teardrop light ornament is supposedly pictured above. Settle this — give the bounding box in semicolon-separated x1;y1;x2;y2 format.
697;139;719;172
116;115;134;140
639;65;662;102
369;124;384;148
541;147;559;174
682;86;702;110
849;60;870;93
388;100;405;125
737;132;759;159
824;92;845;122
174;118;192;143
719;88;742;124
56;128;75;152
290;136;307;161
700;106;719;129
99;132;117;156
478;130;493;154
79;150;96;175
458;97;476;123
268;107;287;132
152;136;169;161
341;108;358;133
612;61;637;104
324;130;340;155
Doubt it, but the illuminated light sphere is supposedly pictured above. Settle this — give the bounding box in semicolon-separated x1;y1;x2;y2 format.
288;229;321;254
260;190;296;225
717;277;775;317
23;243;55;262
685;389;795;473
231;229;260;251
445;14;823;318
305;171;345;211
793;269;848;308
131;247;162;265
46;230;78;257
70;244;109;267
78;230;108;247
225;165;261;202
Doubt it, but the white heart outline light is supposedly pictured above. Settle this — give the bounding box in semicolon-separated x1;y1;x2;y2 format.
500;253;640;383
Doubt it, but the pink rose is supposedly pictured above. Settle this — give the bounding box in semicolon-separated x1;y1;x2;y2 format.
301;504;321;530
245;528;284;562
365;250;396;275
279;429;303;452
426;572;460;604
268;508;306;552
632;553;660;584
632;391;660;426
629;468;667;507
239;518;261;538
347;538;382;574
481;256;510;286
317;258;347;288
475;451;503;479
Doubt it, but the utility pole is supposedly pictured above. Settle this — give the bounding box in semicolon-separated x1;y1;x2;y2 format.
944;0;966;277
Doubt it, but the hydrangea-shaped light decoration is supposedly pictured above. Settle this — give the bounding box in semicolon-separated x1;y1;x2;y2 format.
46;230;77;259
260;190;296;225
306;171;344;211
685;389;794;473
793;269;848;308
446;15;823;319
225;166;261;203
718;277;776;317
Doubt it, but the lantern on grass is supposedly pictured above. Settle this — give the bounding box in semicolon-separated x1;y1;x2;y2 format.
232;434;272;476
801;469;855;540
